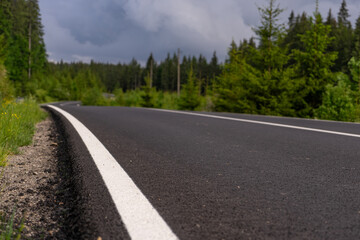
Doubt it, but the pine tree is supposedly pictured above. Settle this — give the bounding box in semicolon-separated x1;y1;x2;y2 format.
26;0;47;79
214;48;261;113
226;40;238;64
178;67;200;110
1;0;47;95
238;37;260;68
288;10;295;30
141;74;154;108
0;0;11;39
284;12;311;54
325;9;337;54
145;53;155;88
209;51;221;86
333;0;353;72
292;10;337;116
353;16;360;60
254;0;286;73
160;53;172;91
253;0;292;114
338;0;351;28
197;54;207;94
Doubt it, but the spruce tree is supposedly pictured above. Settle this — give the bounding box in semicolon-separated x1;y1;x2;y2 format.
292;9;337;116
178;67;200;110
253;0;292;114
334;0;353;72
26;0;47;79
145;53;155;88
284;12;311;54
1;0;47;95
0;0;11;39
141;74;154;108
214;48;261;114
254;0;286;73
209;51;221;85
353;16;360;60
325;9;337;54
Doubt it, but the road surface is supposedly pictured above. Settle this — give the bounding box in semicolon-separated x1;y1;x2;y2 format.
46;102;360;239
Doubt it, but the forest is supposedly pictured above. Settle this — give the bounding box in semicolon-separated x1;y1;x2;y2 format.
1;0;360;121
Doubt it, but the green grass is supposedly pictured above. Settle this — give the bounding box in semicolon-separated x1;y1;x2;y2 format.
0;99;47;166
0;98;46;239
0;208;25;240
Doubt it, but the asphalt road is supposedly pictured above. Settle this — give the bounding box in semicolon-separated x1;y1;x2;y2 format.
47;102;360;239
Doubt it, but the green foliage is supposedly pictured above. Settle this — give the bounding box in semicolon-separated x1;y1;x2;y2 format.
178;68;201;110
292;12;338;116
0;99;46;164
4;0;360;123
0;64;14;101
254;0;286;73
214;49;261;113
141;74;155;108
114;89;125;106
154;91;179;110
34;88;53;103
81;88;109;106
332;0;353;72
1;0;47;95
315;73;357;121
0;35;14;101
353;16;360;60
348;57;360;90
0;207;25;240
109;89;207;111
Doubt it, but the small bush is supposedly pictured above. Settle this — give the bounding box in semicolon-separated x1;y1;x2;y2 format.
315;73;357;122
81;88;109;106
178;68;201;110
140;75;155;108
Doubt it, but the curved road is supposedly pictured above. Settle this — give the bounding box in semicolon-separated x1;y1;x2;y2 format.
47;102;360;239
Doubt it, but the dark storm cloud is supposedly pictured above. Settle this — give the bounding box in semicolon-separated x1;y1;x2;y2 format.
39;0;360;64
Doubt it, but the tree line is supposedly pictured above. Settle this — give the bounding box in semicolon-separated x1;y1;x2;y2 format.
1;0;360;121
47;51;221;94
215;0;360;120
0;0;46;97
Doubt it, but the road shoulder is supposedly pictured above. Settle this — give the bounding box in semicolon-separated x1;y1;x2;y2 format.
0;117;70;238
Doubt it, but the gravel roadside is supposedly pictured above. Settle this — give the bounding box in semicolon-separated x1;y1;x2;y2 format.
0;115;76;239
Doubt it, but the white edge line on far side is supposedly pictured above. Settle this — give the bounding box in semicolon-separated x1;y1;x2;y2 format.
148;108;360;138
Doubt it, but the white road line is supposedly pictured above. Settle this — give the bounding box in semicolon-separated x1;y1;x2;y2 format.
48;105;178;240
149;108;360;139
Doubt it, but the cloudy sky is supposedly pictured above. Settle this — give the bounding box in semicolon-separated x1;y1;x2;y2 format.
39;0;360;64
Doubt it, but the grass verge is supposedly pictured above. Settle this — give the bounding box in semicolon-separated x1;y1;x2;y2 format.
0;98;47;239
0;99;47;166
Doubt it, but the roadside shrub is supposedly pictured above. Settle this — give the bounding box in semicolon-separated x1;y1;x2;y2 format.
140;75;155;108
81;88;109;106
315;73;357;122
178;68;201;110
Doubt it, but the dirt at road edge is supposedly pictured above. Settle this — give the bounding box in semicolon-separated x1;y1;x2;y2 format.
0;114;78;239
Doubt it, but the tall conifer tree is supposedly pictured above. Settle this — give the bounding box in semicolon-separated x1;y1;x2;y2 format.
292;7;337;116
334;0;353;72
